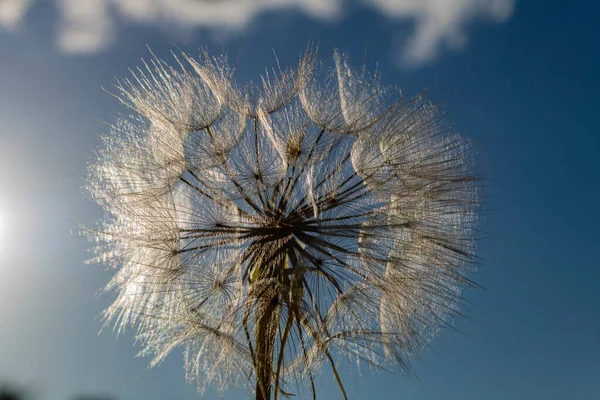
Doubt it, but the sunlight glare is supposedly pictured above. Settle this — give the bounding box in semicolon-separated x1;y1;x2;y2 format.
0;210;5;253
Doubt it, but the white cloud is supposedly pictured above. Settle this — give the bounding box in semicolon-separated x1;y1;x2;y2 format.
55;0;344;53
0;0;515;66
365;0;515;66
0;0;34;31
57;0;114;53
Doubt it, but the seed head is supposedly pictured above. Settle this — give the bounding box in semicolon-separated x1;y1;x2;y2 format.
85;48;479;398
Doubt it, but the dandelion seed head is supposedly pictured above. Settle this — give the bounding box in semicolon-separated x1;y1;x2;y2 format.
85;47;479;398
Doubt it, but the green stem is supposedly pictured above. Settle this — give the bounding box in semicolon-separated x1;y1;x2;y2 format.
255;293;279;400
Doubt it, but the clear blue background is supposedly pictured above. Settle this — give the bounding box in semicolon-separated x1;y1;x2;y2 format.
0;0;598;399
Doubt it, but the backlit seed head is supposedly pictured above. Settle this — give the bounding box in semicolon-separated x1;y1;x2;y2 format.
85;47;479;398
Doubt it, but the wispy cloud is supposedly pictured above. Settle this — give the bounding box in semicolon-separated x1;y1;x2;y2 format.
0;0;34;31
373;0;515;66
2;0;514;66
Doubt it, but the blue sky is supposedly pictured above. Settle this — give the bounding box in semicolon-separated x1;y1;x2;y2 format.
0;0;599;399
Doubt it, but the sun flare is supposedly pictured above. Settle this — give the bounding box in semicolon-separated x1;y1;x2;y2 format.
0;210;6;250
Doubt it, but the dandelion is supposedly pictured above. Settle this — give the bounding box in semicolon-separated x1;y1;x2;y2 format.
85;48;479;399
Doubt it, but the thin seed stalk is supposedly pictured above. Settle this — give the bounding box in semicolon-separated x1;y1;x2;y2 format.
255;292;279;400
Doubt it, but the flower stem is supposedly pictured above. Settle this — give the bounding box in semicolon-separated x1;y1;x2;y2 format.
255;293;279;400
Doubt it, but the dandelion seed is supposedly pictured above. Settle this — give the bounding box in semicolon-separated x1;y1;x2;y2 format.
85;47;479;399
